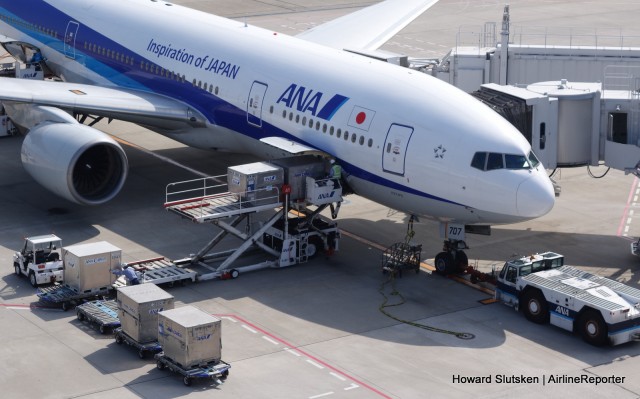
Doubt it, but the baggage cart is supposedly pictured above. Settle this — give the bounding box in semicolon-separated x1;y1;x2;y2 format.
76;299;120;334
114;327;162;359
154;351;230;386
37;283;111;311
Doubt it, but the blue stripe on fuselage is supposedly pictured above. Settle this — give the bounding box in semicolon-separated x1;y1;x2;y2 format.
0;0;464;209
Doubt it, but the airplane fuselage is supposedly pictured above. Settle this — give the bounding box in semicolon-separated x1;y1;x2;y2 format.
0;0;555;224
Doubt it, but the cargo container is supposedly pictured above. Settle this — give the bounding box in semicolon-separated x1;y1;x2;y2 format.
270;156;326;201
62;241;121;293
117;284;175;343
227;162;283;203
158;306;222;368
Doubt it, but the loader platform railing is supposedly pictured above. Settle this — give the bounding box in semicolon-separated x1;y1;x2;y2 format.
164;176;282;223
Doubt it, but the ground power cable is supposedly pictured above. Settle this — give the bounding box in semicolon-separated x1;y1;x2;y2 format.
378;273;475;339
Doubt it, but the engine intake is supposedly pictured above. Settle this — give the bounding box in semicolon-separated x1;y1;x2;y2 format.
21;122;128;205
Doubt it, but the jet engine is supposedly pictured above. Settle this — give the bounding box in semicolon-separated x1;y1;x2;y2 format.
21;122;128;205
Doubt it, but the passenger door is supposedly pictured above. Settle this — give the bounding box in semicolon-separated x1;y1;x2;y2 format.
64;21;80;59
247;81;268;127
382;124;413;176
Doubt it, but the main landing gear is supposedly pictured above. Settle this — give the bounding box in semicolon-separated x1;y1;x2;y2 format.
434;239;469;275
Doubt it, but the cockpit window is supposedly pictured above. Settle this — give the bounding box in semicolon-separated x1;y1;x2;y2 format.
471;152;487;170
505;154;529;169
528;151;540;168
486;153;504;170
471;151;539;171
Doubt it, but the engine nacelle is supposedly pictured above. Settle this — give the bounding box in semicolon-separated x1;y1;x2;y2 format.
21;122;128;205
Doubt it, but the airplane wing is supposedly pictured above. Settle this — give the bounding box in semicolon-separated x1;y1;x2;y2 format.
296;0;439;51
0;77;206;129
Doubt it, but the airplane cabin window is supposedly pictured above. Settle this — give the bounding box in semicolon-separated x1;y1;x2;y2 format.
302;117;307;125
337;129;342;138
359;136;364;145
282;110;287;118
368;138;373;147
386;142;391;153
351;134;356;143
471;152;487;170
330;126;334;135
486;153;504;170
322;124;327;133
309;119;313;128
315;121;320;130
344;132;349;141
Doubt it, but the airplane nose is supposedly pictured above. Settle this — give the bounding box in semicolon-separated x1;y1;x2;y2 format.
516;174;555;219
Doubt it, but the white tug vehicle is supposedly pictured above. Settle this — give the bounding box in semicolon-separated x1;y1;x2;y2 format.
13;234;64;287
495;252;640;346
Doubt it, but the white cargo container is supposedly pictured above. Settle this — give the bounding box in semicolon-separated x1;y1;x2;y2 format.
158;306;222;368
117;284;174;343
227;162;283;203
63;242;121;293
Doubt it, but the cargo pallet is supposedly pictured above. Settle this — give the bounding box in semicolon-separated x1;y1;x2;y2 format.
154;352;230;386
114;327;163;359
112;257;198;288
37;284;112;311
76;299;120;334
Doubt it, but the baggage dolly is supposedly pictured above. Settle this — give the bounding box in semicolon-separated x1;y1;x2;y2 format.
76;299;121;334
154;352;230;386
37;284;112;311
114;327;163;359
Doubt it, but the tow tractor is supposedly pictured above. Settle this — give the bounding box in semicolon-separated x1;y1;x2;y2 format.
495;252;640;346
13;234;64;287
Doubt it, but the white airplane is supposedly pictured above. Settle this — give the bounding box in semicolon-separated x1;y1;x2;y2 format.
0;0;555;273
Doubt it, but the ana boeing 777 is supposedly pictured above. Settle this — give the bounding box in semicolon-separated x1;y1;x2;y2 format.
0;0;555;273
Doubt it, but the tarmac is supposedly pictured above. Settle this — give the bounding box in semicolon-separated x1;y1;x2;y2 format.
3;1;640;398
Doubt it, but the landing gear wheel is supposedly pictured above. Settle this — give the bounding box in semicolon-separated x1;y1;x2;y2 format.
522;289;549;324
455;250;468;273
115;334;124;345
14;263;21;276
156;359;165;370
230;269;239;279
61;302;69;312
29;272;38;288
77;311;85;321
578;309;608;346
99;325;106;334
138;350;145;359
183;376;192;386
434;252;454;275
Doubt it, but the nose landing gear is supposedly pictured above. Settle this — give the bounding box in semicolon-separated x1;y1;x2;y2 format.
434;239;469;275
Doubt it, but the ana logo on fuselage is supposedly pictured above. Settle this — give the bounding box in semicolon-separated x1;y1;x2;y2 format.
277;84;349;121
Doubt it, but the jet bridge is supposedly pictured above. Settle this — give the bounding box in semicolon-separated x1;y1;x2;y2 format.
471;71;640;178
163;158;343;280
